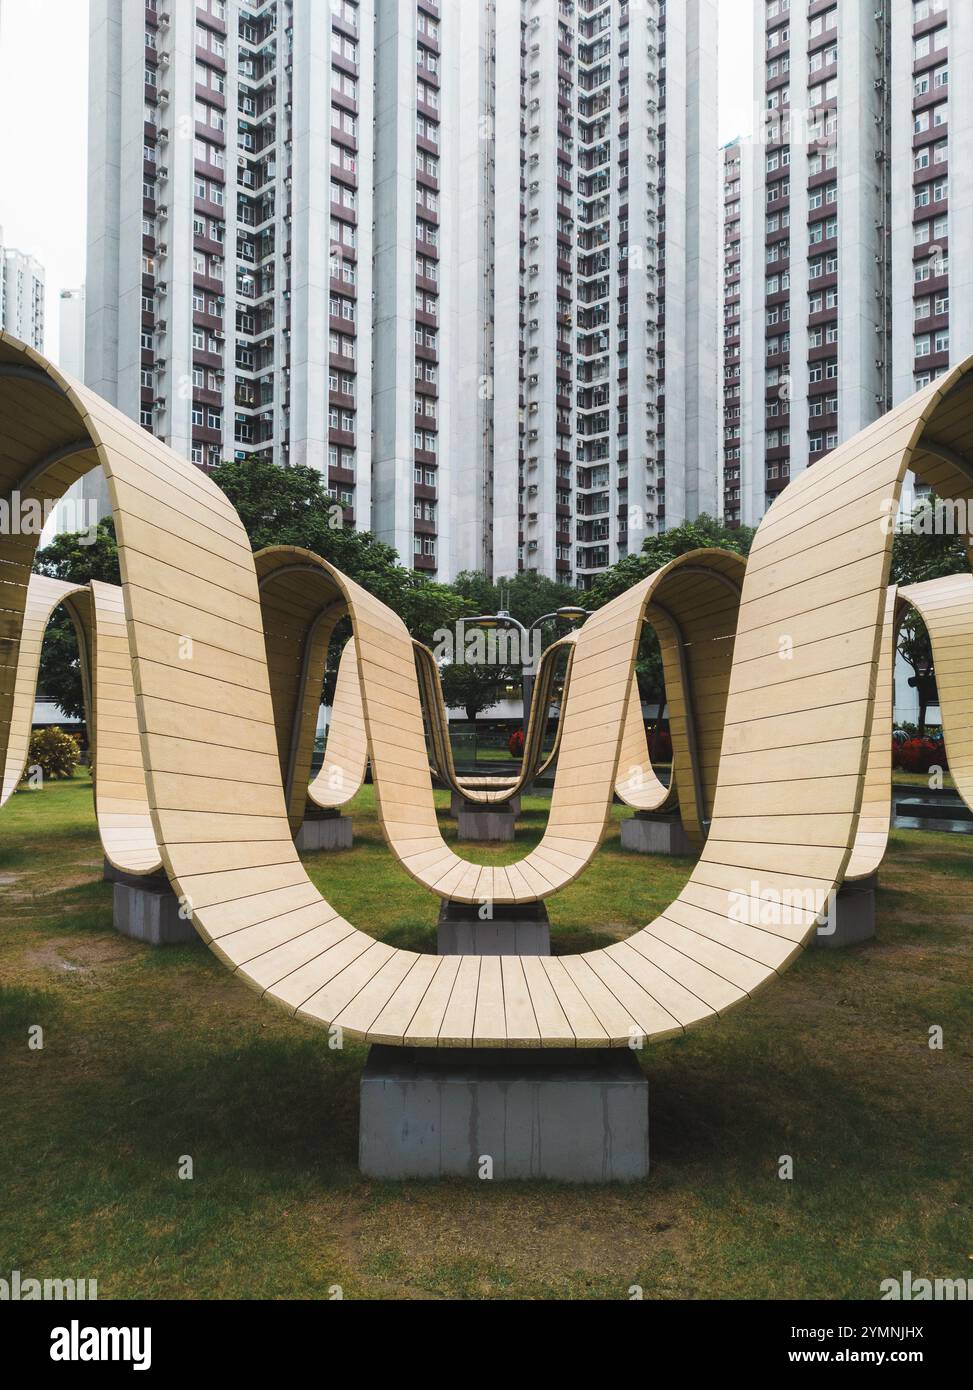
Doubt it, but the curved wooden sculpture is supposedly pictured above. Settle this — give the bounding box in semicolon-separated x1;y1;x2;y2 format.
899;573;973;815
306;636;368;812
414;631;576;805
88;579;164;875
4;333;973;1047
255;542;743;899
0;574;90;805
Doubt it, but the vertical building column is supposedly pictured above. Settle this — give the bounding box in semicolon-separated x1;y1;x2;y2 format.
158;0;197;460
372;0;419;561
85;0;123;406
492;0;524;580
625;16;652;555
837;4;887;441
683;0;719;520
736;138;760;528
889;0;917;408
784;1;809;485
442;0;492;578
355;0;375;532
524;2;559;579
290;0;333;475
949;1;973;366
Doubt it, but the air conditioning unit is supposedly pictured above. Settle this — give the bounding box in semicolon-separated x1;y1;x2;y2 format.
159;52;170;66
159;12;170;26
158;127;169;141
157;318;167;330
159;89;170;103
157;242;168;255
158;166;169;179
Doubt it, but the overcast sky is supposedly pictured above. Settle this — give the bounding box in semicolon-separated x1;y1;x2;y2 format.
0;0;754;365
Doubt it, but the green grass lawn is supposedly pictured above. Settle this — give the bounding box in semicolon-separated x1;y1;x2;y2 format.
1;778;971;1300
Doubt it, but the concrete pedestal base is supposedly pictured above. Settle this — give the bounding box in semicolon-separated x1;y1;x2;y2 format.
359;1045;649;1182
621;811;693;856
456;800;517;843
437;899;550;956
110;868;197;946
450;791;520;818
813;873;877;949
295;810;353;851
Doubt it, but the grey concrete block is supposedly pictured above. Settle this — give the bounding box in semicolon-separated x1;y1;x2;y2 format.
621;811;694;856
295;813;353;851
451;791;520;818
112;881;197;946
456;801;517;843
359;1046;649;1182
813;874;877;949
437;899;550;956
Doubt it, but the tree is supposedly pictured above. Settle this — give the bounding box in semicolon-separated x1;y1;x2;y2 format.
25;727;80;782
439;662;504;722
450;570;583;652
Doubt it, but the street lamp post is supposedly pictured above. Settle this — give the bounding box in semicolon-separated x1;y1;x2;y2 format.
460;606;593;767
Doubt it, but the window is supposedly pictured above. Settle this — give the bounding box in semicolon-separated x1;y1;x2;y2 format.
915;335;932;358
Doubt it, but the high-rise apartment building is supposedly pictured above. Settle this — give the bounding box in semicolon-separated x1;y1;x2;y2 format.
442;0;719;588
87;0;376;534
0;229;46;351
86;0;718;584
890;0;973;408
725;0;973;528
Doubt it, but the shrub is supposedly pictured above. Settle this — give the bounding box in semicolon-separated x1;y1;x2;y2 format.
23;727;80;783
508;728;525;758
893;736;948;775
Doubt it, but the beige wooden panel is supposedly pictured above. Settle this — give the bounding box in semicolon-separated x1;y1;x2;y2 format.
308;636;368;809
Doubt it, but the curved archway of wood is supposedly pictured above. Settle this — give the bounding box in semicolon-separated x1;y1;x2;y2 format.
307;635;369;812
413;631;577;805
899;572;973;815
0;574;90;805
4;333;973;1047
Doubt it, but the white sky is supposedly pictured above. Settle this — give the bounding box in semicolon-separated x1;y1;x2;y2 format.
0;0;754;365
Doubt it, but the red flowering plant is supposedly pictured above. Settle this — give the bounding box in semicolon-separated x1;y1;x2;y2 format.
892;735;948;774
508;728;525;759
